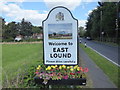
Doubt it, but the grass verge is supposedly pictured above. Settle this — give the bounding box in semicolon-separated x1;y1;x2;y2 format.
2;43;43;87
93;40;118;47
0;44;2;89
80;44;119;87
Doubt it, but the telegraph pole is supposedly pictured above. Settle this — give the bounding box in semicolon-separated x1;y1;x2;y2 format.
116;1;119;44
98;2;103;42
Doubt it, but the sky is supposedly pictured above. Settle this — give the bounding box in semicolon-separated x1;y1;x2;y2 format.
49;23;72;34
0;0;102;27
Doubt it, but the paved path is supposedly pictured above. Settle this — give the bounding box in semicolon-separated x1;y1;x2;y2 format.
81;38;119;66
79;46;117;88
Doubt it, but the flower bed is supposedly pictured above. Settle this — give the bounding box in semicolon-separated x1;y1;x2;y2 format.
35;65;88;85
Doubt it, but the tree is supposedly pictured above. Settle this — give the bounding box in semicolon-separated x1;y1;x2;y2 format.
3;21;18;41
19;18;33;37
102;2;117;38
32;26;43;34
90;8;101;39
85;2;119;42
1;17;5;40
85;14;93;38
0;17;5;41
78;26;86;37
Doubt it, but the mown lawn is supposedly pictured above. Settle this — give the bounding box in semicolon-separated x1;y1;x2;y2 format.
2;43;43;87
80;44;119;87
0;44;2;87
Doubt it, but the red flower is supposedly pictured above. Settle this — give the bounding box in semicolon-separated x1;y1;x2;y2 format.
80;67;83;71
52;72;56;75
70;73;75;75
50;69;54;71
56;68;59;70
64;69;67;71
35;71;39;74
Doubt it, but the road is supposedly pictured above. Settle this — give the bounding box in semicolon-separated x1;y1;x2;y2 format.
80;38;119;66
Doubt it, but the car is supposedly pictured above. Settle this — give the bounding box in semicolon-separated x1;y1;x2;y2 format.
86;37;91;40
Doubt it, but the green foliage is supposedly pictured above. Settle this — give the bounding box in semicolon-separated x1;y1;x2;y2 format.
85;2;119;42
85;6;101;39
21;66;37;87
102;2;117;38
78;27;86;37
3;21;19;39
2;18;43;42
2;37;14;42
32;26;43;34
23;38;42;42
19;18;33;36
80;44;119;87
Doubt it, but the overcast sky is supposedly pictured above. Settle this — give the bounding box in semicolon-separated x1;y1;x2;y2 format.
1;0;102;27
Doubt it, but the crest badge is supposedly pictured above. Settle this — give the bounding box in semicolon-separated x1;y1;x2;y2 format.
56;12;64;21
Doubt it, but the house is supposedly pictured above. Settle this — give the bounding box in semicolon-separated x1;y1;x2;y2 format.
32;33;43;39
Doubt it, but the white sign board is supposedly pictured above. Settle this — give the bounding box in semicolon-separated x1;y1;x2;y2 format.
43;6;78;65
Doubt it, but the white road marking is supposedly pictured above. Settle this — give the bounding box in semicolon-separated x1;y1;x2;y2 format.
86;45;120;67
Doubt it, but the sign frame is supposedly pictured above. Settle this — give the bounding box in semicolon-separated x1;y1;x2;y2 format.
42;6;79;65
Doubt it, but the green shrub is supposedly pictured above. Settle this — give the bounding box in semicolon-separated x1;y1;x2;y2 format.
2;38;14;42
23;38;42;42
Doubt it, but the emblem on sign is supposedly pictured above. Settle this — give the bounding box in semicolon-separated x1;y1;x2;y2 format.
56;12;64;21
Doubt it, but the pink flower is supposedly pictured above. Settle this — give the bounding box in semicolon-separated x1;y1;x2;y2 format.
77;71;80;73
49;73;54;76
52;72;56;75
58;76;61;79
63;75;68;79
83;68;89;72
45;73;48;75
72;76;75;78
46;77;50;80
58;73;61;75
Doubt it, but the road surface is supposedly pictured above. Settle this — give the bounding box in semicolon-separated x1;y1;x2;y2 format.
80;38;119;66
